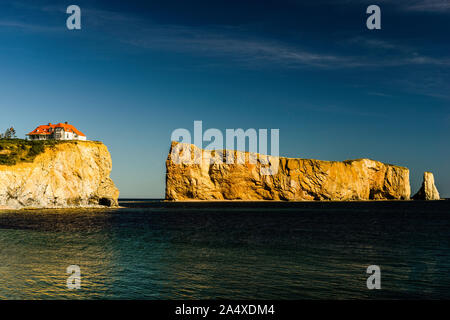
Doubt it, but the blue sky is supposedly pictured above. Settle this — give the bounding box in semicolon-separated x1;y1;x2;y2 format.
0;0;449;198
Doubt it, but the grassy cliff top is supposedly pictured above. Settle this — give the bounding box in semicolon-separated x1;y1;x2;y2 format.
0;139;101;166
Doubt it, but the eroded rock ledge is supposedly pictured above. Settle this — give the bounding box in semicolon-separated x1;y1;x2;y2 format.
165;142;411;201
0;141;119;209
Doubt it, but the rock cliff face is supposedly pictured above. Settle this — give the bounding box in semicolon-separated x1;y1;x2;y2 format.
166;142;411;201
412;172;440;200
0;141;119;209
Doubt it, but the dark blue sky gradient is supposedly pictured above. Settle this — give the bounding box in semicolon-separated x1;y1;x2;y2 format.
0;0;449;197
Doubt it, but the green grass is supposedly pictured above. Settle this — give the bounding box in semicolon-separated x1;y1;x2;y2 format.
0;139;88;166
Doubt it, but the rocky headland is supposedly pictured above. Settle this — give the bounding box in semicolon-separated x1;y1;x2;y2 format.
0;140;119;209
166;142;413;201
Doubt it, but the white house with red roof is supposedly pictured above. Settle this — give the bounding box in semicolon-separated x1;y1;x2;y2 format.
27;122;87;141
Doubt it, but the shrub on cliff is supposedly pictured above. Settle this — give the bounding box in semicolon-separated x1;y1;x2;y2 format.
0;139;60;166
28;142;45;157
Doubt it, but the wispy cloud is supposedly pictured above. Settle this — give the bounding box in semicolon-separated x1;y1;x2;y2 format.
123;24;352;69
0;20;63;33
367;92;393;97
295;102;389;118
347;36;411;52
347;36;450;67
391;70;450;100
406;0;450;12
348;0;450;12
121;23;450;69
2;5;449;69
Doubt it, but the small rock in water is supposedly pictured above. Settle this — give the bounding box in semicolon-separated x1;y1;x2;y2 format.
412;172;440;200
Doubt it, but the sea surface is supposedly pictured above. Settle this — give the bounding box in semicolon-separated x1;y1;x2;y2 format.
0;199;449;299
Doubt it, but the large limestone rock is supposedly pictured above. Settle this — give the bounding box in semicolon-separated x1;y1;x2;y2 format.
165;142;411;201
412;172;440;200
0;141;119;209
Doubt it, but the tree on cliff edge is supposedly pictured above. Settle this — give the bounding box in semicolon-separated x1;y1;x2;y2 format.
0;127;17;139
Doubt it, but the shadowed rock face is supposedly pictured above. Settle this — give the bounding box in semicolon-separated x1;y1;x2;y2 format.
412;172;440;200
0;141;119;209
165;142;411;201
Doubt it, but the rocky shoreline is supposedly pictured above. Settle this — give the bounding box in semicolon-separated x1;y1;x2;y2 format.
0;140;441;208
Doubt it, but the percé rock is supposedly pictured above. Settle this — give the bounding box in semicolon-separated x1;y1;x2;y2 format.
165;142;411;201
412;172;440;200
0;141;119;209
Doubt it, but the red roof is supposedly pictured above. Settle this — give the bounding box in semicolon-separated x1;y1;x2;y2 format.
27;123;86;136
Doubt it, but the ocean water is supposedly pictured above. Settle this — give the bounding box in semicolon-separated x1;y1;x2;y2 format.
0;200;449;300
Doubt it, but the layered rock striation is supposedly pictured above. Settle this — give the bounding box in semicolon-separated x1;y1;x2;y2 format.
166;142;411;201
0;141;119;209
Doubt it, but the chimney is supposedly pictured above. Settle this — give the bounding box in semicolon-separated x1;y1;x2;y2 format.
65;121;68;124
48;123;52;126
